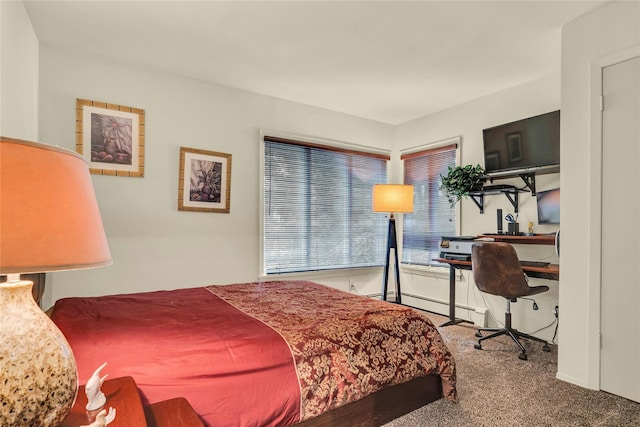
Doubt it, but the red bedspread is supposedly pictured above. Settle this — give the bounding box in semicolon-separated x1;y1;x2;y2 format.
52;280;457;426
52;286;301;426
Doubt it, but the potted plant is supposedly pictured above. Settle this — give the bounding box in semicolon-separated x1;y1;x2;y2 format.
440;164;486;206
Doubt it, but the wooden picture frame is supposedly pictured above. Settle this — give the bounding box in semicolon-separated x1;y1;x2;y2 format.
76;98;145;177
178;147;232;213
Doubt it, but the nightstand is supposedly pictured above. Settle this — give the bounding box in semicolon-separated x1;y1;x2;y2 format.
145;397;205;427
61;376;146;427
61;376;204;427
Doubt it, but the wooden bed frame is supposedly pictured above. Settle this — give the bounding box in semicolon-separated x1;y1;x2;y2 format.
296;374;442;427
50;282;452;427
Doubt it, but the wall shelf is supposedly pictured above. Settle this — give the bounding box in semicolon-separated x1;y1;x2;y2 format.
466;170;553;214
468;185;527;214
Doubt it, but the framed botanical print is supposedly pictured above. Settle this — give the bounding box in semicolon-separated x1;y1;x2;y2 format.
178;147;232;213
76;98;145;177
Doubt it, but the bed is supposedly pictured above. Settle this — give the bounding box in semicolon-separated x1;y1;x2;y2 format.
51;280;457;426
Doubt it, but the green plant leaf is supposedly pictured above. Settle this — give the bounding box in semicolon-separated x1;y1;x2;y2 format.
440;164;486;207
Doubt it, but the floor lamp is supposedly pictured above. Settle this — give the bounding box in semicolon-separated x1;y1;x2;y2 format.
0;137;112;426
373;184;414;304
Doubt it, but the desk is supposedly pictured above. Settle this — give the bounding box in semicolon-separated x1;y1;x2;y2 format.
433;257;559;327
478;234;556;245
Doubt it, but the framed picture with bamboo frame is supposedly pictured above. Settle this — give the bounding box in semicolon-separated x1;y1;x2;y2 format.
178;147;232;213
76;98;145;177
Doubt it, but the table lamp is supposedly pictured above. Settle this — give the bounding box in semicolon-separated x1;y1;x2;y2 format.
0;137;112;426
372;184;413;304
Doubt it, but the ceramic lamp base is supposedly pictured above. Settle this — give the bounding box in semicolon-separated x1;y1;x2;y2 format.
0;280;78;426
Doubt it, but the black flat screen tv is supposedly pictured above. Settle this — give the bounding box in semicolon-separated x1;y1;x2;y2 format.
482;110;560;175
536;188;560;225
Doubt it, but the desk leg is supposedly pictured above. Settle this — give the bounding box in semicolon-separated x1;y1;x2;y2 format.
440;264;465;327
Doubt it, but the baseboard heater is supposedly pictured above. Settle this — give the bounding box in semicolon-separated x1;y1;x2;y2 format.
366;291;474;312
367;292;487;327
401;292;476;312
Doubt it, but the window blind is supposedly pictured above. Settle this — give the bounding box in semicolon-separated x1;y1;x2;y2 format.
263;137;389;274
402;144;457;266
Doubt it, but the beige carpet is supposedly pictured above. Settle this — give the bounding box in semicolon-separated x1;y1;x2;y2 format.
384;312;640;427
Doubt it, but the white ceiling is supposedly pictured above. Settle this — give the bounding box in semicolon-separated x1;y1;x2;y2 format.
23;1;608;125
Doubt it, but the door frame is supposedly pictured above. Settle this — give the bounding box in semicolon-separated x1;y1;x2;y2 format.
588;45;640;390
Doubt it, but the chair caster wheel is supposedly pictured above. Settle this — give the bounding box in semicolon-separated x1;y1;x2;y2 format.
474;343;482;350
543;344;550;352
519;353;528;361
475;331;482;338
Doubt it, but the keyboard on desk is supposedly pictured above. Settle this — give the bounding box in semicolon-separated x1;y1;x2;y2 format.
520;260;550;268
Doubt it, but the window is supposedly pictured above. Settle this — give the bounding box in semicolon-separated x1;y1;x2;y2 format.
401;142;457;266
263;136;389;274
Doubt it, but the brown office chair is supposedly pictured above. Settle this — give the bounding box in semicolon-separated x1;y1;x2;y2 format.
471;241;551;360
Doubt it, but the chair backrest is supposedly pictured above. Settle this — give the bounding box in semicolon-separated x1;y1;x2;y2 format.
471;242;531;299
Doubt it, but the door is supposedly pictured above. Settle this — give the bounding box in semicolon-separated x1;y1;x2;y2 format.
601;56;640;403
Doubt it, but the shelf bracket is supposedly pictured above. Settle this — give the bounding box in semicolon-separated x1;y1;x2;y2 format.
504;191;519;213
469;194;484;214
519;173;536;195
468;190;520;214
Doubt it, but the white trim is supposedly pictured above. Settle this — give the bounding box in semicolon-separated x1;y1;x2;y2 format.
587;45;640;390
258;132;267;278
399;135;462;157
258;266;381;281
586;58;604;392
260;128;391;157
555;373;595;390
593;46;640;70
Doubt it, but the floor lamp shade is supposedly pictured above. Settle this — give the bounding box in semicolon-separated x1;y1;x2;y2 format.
372;184;414;214
0;136;112;426
372;184;414;304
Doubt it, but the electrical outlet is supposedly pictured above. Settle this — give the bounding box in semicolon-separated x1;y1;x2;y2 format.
554;305;559;318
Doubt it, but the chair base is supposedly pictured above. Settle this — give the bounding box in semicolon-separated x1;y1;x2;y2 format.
474;326;551;360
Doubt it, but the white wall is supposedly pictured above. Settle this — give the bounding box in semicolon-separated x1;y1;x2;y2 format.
558;0;640;389
15;2;635;388
393;74;561;341
38;46;394;307
34;15;563;342
0;0;39;139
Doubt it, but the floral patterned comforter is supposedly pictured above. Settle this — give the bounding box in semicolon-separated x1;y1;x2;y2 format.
207;280;457;421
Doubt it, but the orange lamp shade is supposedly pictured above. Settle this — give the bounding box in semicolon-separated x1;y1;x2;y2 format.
372;184;414;213
0;137;112;274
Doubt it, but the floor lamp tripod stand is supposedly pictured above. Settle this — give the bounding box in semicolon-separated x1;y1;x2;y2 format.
382;214;402;303
373;184;414;304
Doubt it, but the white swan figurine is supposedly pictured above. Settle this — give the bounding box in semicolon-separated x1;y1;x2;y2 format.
85;362;109;411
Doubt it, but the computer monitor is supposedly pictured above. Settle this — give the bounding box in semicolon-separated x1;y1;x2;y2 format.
536;188;560;224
